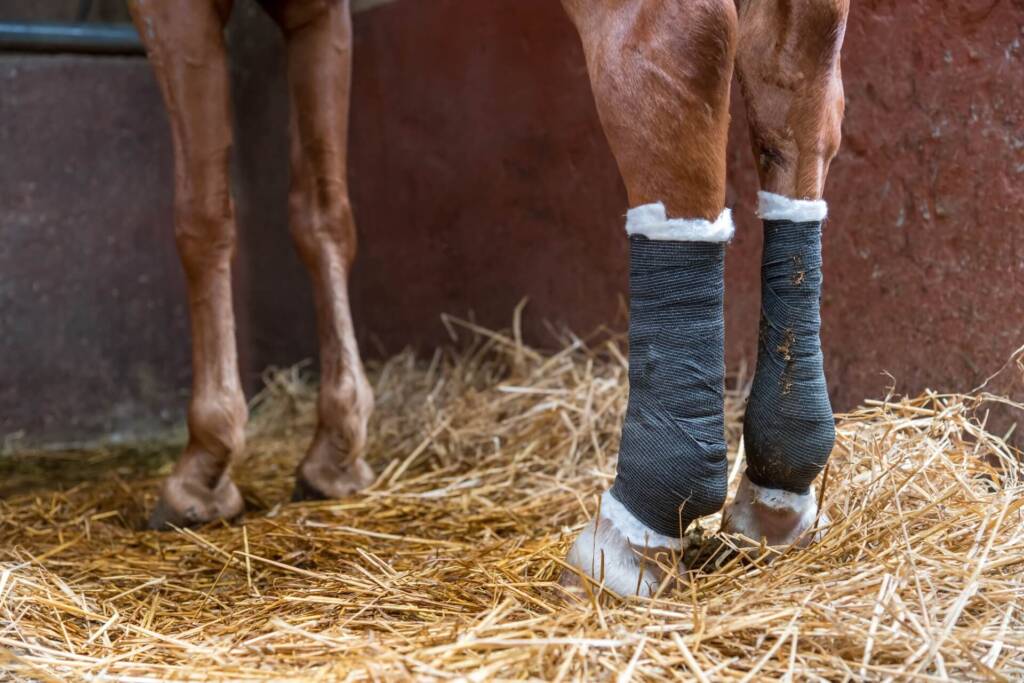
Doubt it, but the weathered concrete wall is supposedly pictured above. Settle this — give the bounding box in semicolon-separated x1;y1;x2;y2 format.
0;56;188;444
1;0;1022;448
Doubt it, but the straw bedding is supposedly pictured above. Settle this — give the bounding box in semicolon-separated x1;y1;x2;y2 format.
2;318;1023;681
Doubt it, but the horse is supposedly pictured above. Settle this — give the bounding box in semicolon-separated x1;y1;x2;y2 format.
129;0;848;596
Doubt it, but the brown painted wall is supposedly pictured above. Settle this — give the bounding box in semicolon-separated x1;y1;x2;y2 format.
2;0;1022;448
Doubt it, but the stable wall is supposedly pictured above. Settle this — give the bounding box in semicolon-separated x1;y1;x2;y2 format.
1;0;1022;447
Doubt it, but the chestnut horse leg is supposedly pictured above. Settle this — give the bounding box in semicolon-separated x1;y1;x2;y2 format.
721;0;848;547
263;0;375;500
559;0;738;596
734;0;848;203
129;0;247;529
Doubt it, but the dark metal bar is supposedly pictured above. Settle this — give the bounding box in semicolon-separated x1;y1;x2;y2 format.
0;22;144;55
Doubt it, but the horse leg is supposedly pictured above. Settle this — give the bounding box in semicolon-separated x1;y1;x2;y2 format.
264;0;375;500
721;0;849;547
559;0;737;596
129;0;247;529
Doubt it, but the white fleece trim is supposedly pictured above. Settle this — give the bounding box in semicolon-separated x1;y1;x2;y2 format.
724;472;818;545
566;513;664;596
600;490;685;550
626;203;734;243
746;480;817;512
757;191;828;222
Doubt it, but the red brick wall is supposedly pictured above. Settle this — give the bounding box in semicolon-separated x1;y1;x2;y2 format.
2;0;1021;446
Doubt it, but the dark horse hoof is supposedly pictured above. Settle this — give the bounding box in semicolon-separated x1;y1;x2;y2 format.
291;475;329;503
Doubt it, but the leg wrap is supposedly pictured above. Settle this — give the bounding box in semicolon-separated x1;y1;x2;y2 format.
744;192;835;494
610;203;732;538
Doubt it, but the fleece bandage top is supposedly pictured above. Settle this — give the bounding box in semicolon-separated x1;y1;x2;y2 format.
609;204;732;539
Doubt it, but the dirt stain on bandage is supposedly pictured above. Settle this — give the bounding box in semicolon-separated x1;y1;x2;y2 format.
777;328;796;394
776;328;795;362
791;255;806;286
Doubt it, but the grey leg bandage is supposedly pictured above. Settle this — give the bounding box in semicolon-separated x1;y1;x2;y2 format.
744;192;835;494
609;203;733;539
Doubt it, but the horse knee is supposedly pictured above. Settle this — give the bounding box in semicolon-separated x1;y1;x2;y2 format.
790;0;848;168
626;0;737;100
682;0;739;85
806;0;850;46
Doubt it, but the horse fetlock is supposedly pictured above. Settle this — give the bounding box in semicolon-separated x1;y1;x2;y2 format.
149;468;243;530
562;493;692;599
721;472;827;548
293;446;374;502
318;371;373;441
187;392;247;460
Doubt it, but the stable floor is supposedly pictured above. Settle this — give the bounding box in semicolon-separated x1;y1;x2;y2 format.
2;323;1023;681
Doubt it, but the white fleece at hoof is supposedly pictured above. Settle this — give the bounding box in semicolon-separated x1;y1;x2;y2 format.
626;203;734;242
563;491;689;597
599;491;686;550
722;472;820;547
757;191;828;222
565;515;663;597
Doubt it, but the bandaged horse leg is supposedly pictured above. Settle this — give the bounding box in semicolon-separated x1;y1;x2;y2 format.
721;0;849;547
559;0;737;596
263;0;376;501
565;222;733;595
129;0;248;529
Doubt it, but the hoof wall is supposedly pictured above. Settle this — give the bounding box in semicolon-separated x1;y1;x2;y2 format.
291;476;329;503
